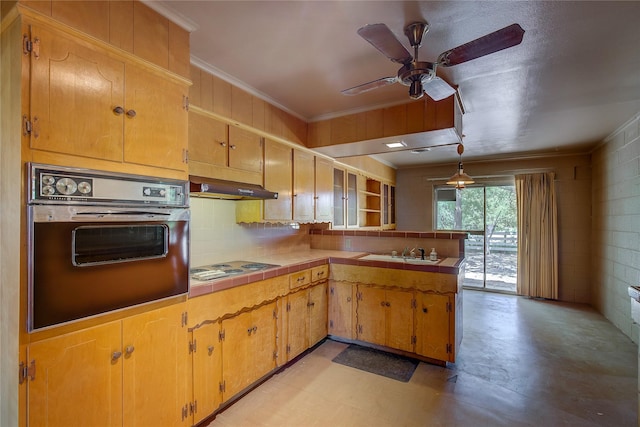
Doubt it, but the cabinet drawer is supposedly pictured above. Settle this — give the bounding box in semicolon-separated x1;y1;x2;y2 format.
289;270;311;289
310;265;329;283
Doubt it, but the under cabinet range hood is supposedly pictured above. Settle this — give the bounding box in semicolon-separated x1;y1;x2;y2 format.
189;176;278;200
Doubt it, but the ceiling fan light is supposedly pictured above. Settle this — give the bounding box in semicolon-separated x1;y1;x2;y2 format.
423;77;456;101
409;80;424;99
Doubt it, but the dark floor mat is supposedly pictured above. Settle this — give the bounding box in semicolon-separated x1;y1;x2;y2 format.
331;344;419;382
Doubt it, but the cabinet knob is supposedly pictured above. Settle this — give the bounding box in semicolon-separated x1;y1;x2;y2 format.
111;351;122;362
126;109;137;118
208;345;214;355
380;301;386;307
113;106;125;115
253;326;258;333
347;297;351;302
247;328;253;335
230;145;236;150
422;307;428;313
219;141;227;147
386;302;391;307
125;345;135;356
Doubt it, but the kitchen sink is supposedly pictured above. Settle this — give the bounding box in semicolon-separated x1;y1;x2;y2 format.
358;254;440;265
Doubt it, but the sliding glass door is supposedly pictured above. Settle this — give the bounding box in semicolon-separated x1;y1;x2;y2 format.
435;184;517;293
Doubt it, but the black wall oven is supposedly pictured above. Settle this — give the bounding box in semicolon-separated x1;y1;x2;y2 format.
27;163;189;331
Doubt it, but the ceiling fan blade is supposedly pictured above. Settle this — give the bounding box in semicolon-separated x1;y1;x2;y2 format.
437;23;525;67
357;23;413;64
422;77;456;101
341;76;398;96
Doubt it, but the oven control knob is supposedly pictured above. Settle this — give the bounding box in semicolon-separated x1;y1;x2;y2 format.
42;185;55;196
55;178;77;195
143;188;151;196
77;181;92;194
42;175;55;185
159;189;166;197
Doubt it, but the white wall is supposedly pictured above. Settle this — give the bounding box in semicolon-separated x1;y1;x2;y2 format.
592;113;640;343
189;197;312;266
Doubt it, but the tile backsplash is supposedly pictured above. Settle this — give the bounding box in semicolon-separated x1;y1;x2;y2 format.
189;197;314;266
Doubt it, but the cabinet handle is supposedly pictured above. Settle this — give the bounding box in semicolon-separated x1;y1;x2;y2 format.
111;351;122;362
208;345;214;355
307;302;315;307
380;301;386;307
347;297;351;302
113;106;125;115
297;277;305;282
422;307;428;313
125;345;135;356
219;142;227;147
126;109;137;118
247;328;253;335
252;326;258;333
386;302;391;307
230;145;236;150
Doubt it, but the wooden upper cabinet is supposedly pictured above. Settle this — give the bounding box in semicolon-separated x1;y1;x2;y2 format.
123;64;188;171
314;156;334;222
188;112;228;168
293;149;315;222
28;23;126;162
26;21;189;173
228;126;262;173
264;139;293;221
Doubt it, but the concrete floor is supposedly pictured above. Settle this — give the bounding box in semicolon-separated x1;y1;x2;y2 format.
208;290;638;427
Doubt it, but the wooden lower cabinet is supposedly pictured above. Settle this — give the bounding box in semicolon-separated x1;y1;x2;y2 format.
285;282;328;362
26;322;123;427
221;302;277;400
328;281;355;339
415;292;452;362
191;322;223;425
26;303;190;427
356;286;414;352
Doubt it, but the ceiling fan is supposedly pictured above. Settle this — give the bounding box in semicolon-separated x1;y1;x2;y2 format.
342;21;525;101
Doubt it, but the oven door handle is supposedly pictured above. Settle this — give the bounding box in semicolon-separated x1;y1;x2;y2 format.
73;211;172;219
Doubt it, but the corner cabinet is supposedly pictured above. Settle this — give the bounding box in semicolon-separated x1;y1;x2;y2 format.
25;303;190;427
24;20;189;176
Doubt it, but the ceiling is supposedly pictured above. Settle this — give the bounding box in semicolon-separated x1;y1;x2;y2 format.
151;1;640;168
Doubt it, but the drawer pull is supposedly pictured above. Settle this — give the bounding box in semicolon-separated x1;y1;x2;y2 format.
125;345;135;356
111;351;122;362
126;109;137;118
113;106;124;115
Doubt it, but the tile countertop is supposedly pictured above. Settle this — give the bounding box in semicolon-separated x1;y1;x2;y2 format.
189;249;464;298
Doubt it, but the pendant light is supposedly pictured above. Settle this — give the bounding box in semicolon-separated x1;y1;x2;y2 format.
446;143;474;189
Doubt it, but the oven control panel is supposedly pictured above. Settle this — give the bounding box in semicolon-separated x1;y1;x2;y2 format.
28;163;188;207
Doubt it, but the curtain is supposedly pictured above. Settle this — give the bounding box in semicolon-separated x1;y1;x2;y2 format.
515;172;558;299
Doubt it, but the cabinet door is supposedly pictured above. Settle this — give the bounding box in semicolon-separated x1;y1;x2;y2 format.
286;290;309;362
333;168;346;227
191;322;222;425
356;286;386;346
415;293;451;362
293;150;315;222
385;289;414;352
228;126;263;173
221;311;252;400
29;24;125;161
27;322;122;427
309;282;328;347
328;282;353;339
264;139;293;220
188;112;228;168
346;171;358;227
124;64;188;171
122;303;189;427
315;157;334;222
249;302;277;381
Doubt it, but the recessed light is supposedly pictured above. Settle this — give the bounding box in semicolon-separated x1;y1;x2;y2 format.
384;141;406;149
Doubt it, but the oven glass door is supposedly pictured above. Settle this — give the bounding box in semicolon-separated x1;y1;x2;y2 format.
72;224;168;266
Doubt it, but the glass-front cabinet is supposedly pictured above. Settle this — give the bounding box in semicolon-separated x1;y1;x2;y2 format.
333;167;358;228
